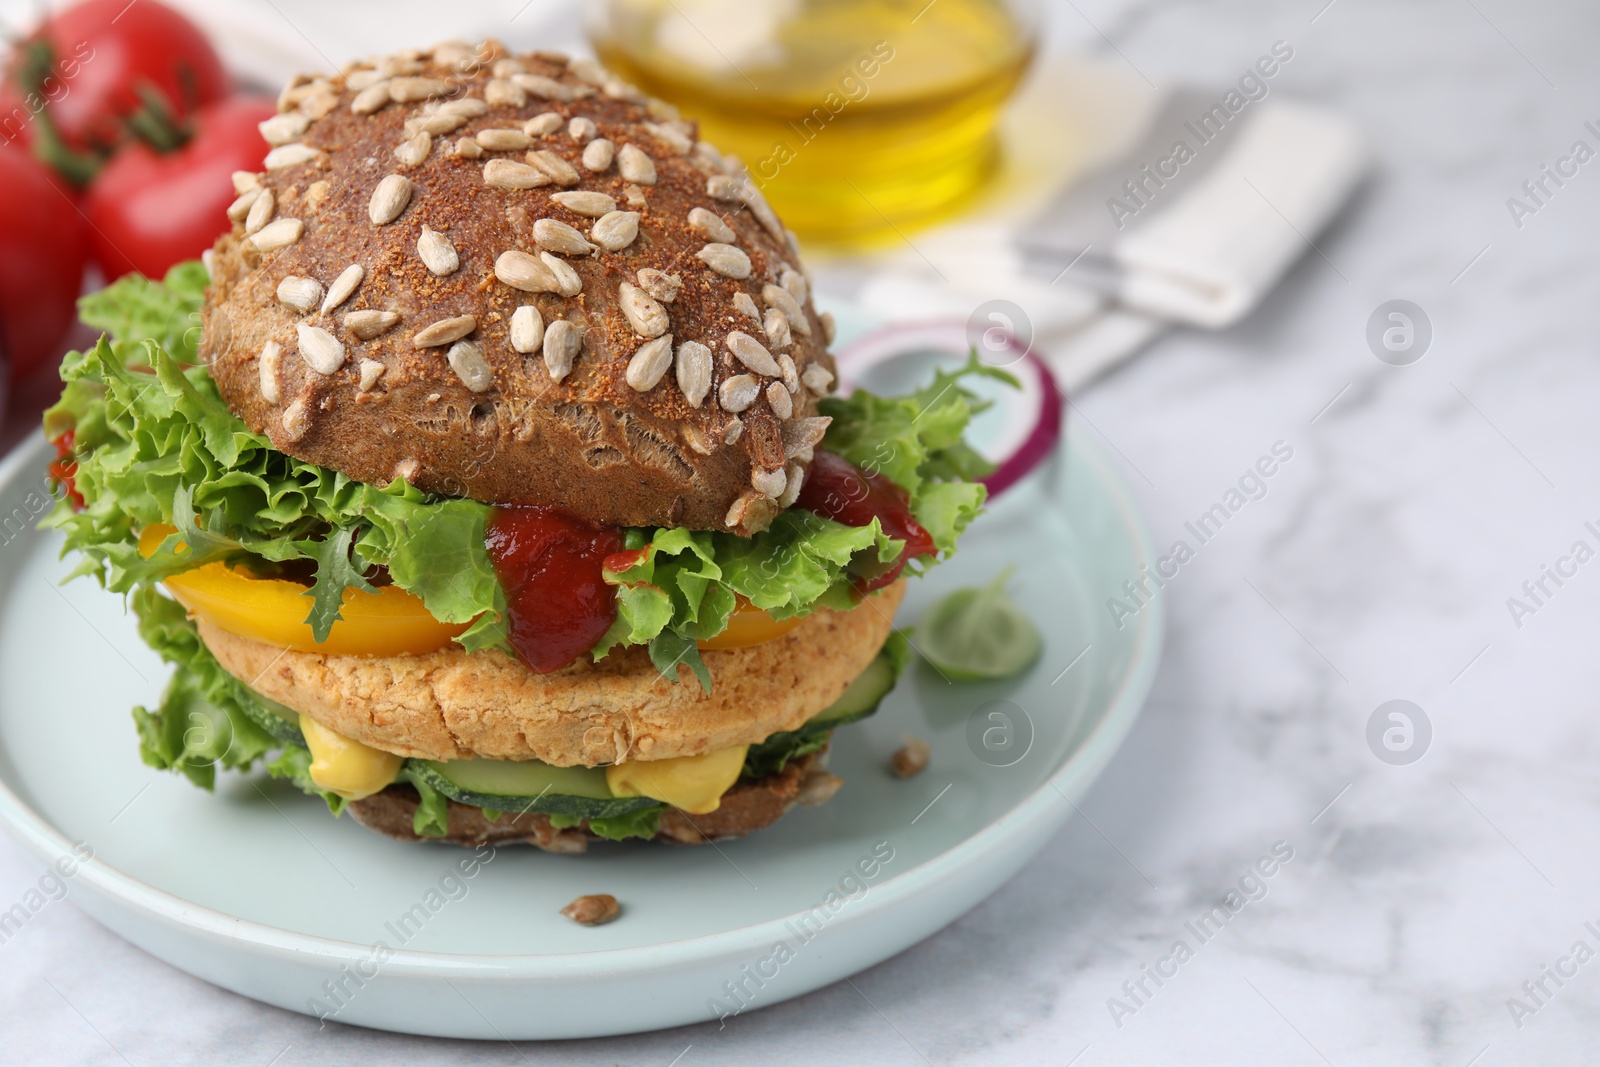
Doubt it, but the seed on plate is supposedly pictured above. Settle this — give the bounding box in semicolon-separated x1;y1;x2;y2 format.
394;130;431;168
446;340;494;393
540;252;583;296
795;766;842;807
244;187;276;234
281;398;311;441
616;143;656;184
780;268;808;304
766;380;793;419
526;149;580;185
485;78;526;108
250;218;304;252
625;334;674;391
801;363;834;394
264;143;322;170
550;190;615;216
687;206;735;243
510;305;544;353
638;268;681;303
542;319;581;381
533;218;594;255
259;111;310;145
696;242;751;279
494;249;560;292
413;314;476;347
455;137;484;159
277;275;323;313
782;416;830;457
477;127;532;151
763;308;792;350
226;187;261;223
388;76;453;102
762;284;810;336
258;341;283;403
484;159;550;191
725;331;780;377
777;354;799;393
560;894;619;926
231;170;262;194
643;121;692;155
582;138;614;171
890;735;930;778
357;358;385;392
417;226;460;275
351;80;392;114
675;340;711;407
589;210;639;252
568;116;597;143
719;373;759;412
523;111;562;137
406;111;465;136
345;309;400;339
513;73;575;101
618;282;669;338
733;291;761;323
751;465;786;499
820;310;837;344
368;174;412;224
724;418;745;444
706;174;743;201
296;323;346;374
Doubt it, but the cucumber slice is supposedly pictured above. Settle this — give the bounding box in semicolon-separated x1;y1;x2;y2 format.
806;648;898;729
406;759;658;820
234;685;304;745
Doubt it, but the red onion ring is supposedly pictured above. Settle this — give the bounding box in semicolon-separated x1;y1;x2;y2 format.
833;319;1064;500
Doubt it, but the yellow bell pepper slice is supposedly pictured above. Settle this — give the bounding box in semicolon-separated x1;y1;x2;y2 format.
697;597;804;651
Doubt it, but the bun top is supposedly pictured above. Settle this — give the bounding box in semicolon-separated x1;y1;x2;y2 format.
199;41;838;533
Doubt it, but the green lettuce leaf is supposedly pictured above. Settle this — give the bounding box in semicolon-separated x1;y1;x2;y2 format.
587;806;664;841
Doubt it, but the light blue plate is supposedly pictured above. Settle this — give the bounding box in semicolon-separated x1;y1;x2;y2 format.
0;354;1161;1039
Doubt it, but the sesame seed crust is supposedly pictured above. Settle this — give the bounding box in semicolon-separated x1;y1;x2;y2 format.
200;42;834;534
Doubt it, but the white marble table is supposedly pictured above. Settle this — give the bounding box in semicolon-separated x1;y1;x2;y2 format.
5;0;1600;1063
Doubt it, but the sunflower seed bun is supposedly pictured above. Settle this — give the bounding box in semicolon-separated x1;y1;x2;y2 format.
198;42;839;533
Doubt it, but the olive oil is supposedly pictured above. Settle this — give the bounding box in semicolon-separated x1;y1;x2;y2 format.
588;0;1036;245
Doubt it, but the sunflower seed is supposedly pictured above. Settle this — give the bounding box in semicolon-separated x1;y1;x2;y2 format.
890;736;930;778
697;242;751;279
782;416;830;457
618;282;669;338
277;275;323;313
692;140;723;171
523;111;562;137
389;76;454;102
777;461;806;507
345;309;400;339
394;130;431;168
675;340;712;407
258;341;283;403
590;210;639;252
231;170;262;194
417;226;460;275
513;73;575;101
719;373;759;412
437;96;489;119
725;331;780;376
616;143;656;184
406;111;465;136
259;112;310;145
683;424;715;456
582;138;614;171
706;174;743;201
569;58;607;85
526;149;579;185
281;398;311;441
560;893;620;926
820;309;837;344
766;380;793;419
643;121;692;155
722;418;745;446
751;465;786;499
264;143;322;170
763;308;792;349
413;314;476;347
638;268;681;303
540;252;583;296
276;74;316;111
477;127;532;151
483;159;549;190
495;249;559;292
357;358;385;391
625;334;674;391
780;268;808;304
226;187;261;223
733;291;761;323
543;319;581;381
447;340;494;393
244;187;276;234
762;284;810;336
250;218;304;252
778;354;799;393
368;174;412;224
455;137;484;159
550;190;615;216
345;68;384;91
430;39;476;69
603;78;643;102
687;206;735;242
299;90;338;119
510;305;544;353
305;180;330;212
492;57;524;77
351;80;392;114
485;78;526;108
533;218;593;255
800;363;834;394
200;248;214;278
568;116;597;143
297;323;346;374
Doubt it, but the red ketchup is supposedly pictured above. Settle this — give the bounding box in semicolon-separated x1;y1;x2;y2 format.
795;451;936;592
485;505;624;673
48;431;84;510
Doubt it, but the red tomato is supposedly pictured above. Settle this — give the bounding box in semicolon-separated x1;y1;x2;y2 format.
1;0;228;158
0;144;87;379
84;96;274;280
